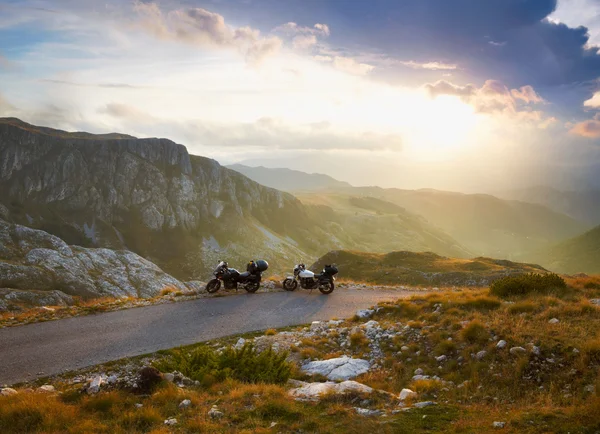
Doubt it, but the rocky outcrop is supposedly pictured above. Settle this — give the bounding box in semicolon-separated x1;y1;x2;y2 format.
0;218;189;299
0;118;314;278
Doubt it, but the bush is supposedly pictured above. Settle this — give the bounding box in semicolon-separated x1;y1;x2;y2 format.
457;296;501;311
154;343;292;385
490;273;567;298
460;321;489;344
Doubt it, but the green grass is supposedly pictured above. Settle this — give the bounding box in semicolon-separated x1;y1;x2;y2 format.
490;273;567;298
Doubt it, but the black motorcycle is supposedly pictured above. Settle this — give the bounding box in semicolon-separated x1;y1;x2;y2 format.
282;263;338;294
205;260;269;294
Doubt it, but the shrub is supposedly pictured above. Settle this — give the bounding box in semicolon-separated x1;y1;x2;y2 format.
154;343;292;385
508;301;538;314
460;321;489;344
137;366;163;393
265;329;277;336
490;273;567;298
457;296;501;311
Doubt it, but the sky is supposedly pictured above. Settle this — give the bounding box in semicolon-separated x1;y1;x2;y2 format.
1;0;600;192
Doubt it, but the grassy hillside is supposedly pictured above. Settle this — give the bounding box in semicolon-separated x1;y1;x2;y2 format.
297;193;470;260
500;186;600;225
533;225;600;274
307;188;588;260
311;250;547;286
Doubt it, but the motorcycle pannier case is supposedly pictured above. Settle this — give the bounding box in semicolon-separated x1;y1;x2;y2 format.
324;265;338;276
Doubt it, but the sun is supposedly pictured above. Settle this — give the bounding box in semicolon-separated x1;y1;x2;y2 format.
406;95;481;161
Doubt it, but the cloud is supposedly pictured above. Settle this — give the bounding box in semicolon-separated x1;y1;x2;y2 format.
584;91;600;108
314;55;332;62
0;52;13;71
424;80;476;99
273;22;330;37
292;34;317;49
511;85;545;104
332;56;375;75
99;103;401;151
399;60;457;70
569;113;600;138
425;79;553;126
133;1;282;64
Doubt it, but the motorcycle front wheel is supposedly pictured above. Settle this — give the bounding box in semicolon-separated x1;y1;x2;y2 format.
318;280;335;294
283;278;298;291
206;279;221;293
245;281;260;293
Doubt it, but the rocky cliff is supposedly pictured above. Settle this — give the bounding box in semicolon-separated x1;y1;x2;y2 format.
0;118;314;278
0;217;190;304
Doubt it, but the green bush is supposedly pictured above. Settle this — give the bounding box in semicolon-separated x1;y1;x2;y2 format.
154;343;292;386
490;273;566;298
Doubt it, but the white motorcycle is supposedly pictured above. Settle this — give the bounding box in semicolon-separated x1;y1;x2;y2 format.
282;263;338;294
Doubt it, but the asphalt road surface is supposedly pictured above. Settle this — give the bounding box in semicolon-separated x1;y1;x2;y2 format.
0;288;417;386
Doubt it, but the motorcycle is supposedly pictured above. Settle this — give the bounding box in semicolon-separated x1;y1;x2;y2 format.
205;260;268;294
282;263;338;294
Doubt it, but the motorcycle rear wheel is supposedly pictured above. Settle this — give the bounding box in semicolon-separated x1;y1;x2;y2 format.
283;278;298;291
245;281;260;293
206;279;221;293
318;280;335;294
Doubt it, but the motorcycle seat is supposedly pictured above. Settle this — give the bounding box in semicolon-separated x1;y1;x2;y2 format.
240;271;251;279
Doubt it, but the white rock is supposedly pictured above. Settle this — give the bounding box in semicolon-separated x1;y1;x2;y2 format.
548;318;560;324
414;368;424;375
573;348;580;354
164;418;178;426
356;309;374;319
234;338;246;350
584;384;595;393
179;399;192;409
412;375;431;381
290;380;373;401
590;299;600;305
496;340;507;349
310;321;322;331
493;421;506;428
413;401;436;408
106;375;119;385
208;405;224;419
509;347;527;356
401;346;410;352
0;387;18;396
363;320;380;329
302;356;370;381
476;350;487;360
38;385;55;393
435;355;447;363
135;403;143;408
164;373;175;383
355;407;385;416
532;346;541;356
87;375;104;394
399;388;417;400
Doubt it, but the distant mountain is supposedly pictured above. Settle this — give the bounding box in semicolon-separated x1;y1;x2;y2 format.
532;225;600;274
311;250;547;286
227;164;352;191
298;188;589;260
0;118;470;286
498;186;600;226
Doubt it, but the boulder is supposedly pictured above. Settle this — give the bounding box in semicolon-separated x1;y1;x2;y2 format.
399;388;417;401
87;376;104;394
289;380;373;401
496;340;507;349
38;385;55;393
179;399;192;409
0;387;18;396
356;309;374;319
301;356;370;381
509;347;527;356
208;405;224;419
548;318;560;324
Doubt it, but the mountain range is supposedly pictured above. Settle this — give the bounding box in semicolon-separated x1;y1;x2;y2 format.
1;117;598;304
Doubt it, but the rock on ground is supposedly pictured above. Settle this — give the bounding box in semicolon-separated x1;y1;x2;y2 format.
302;356;370;380
289;380;373;401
